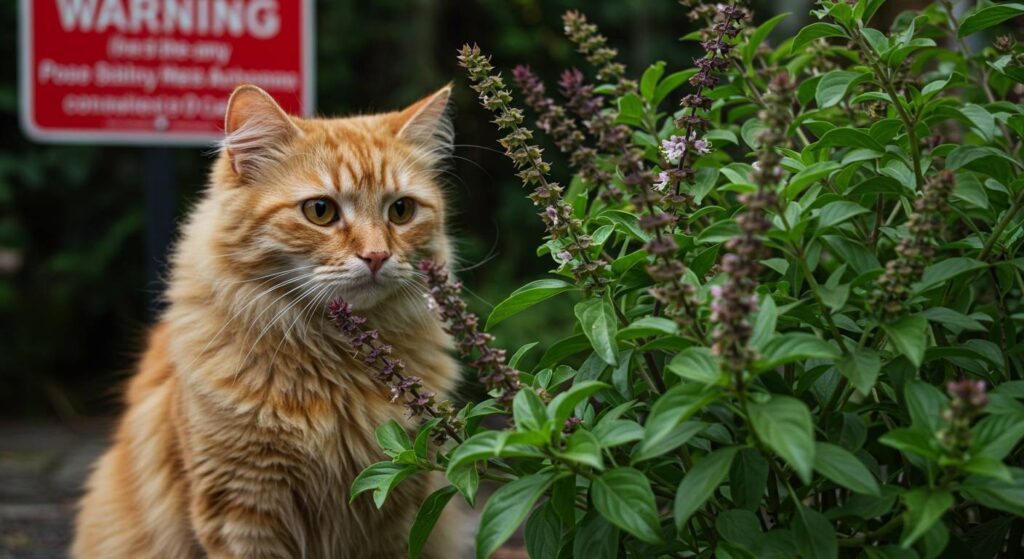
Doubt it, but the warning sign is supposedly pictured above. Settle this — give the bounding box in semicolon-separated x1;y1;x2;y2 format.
20;0;314;144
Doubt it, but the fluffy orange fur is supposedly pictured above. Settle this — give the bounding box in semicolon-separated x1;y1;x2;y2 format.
72;85;470;558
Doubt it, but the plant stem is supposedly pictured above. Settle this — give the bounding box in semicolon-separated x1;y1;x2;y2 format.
777;211;851;355
980;188;1024;260
837;515;903;546
846;24;924;189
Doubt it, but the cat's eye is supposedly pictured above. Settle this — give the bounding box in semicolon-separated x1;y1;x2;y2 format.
388;197;416;225
302;198;339;226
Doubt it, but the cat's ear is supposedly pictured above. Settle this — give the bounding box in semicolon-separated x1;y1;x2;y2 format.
222;85;302;178
393;84;453;155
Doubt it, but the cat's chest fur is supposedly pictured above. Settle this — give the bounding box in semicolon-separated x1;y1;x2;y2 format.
166;293;458;552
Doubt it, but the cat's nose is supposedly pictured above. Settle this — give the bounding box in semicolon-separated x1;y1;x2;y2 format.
358;251;391;275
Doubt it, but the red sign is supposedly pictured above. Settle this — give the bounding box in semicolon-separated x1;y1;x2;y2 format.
19;0;314;145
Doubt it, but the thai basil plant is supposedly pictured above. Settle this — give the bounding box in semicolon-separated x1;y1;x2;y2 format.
340;1;1024;557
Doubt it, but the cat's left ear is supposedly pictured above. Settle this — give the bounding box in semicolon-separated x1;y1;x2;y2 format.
392;84;454;155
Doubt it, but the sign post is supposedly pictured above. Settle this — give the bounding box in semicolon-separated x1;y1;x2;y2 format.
19;0;314;312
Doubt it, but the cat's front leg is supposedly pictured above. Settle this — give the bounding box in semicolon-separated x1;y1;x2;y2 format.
188;466;307;559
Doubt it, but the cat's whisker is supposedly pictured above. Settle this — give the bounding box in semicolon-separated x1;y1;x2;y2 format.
451;143;507;156
299;284;332;339
231;275;323;382
449;250;500;274
203;264;315;287
268;282;330;372
176;269;321;376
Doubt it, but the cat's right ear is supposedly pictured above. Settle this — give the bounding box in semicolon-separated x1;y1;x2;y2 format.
222;85;302;179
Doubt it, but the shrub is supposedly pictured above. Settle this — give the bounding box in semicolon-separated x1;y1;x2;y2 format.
342;1;1024;557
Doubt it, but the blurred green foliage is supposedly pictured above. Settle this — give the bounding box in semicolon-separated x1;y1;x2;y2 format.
0;0;769;416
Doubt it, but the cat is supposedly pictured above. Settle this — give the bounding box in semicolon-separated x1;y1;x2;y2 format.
72;83;471;559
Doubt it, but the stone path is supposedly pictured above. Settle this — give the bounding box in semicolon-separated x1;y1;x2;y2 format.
0;421;526;558
0;421;107;559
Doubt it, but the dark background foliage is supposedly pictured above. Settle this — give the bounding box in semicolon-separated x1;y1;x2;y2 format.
0;0;827;418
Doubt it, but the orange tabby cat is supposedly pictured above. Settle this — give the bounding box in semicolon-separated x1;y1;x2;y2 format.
72;84;470;558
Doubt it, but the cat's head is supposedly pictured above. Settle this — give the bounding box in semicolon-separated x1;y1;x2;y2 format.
209;84;454;311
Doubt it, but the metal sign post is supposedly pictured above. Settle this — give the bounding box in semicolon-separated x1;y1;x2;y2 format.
144;147;175;315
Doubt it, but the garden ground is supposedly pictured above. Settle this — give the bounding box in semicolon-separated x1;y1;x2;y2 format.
0;421;526;558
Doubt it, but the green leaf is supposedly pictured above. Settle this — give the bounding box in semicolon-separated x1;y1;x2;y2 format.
557;429;604;470
376;420;412;458
351;462;417;508
953;171;989;209
882;315;929;368
414;418;442;460
792;22;848;52
814;442;880;496
673;446;741;530
476;472;554;559
756;333;841;371
617;316;679;340
973;414;1024;460
639;383;719;460
698;219;742;244
958;3;1024;37
879;427;940;460
409;486;457;559
513;388;549;433
813;127;885;153
573;510;620;559
592;418;644;448
946;145;1021;172
741;118;767;149
794;506;838;559
900;489;953;548
921;72;960;99
962;455;1012;482
547;380;610;427
592;468;663;544
633;421;707;463
446;431;541;476
817;200;870;228
749;396;816;483
815;70;868;108
692;167;719;204
961;468;1024;516
880;160;915;190
960;104;996;140
487;279;574;330
524;502;561;559
836;347;881;395
915;258;986;293
509;342;539;369
823;267;852;310
537;334;591;371
615;94;644;127
786;161;841;198
716;510;762;548
640;61;666;101
749;294;777;350
446;463;479;506
730;448;770;510
922;307;987;333
743;12;790;68
883;38;937;67
666;347;722;384
905;380;946;432
857;0;887;23
575;298;619;366
821;235;881;274
652;69;698;106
